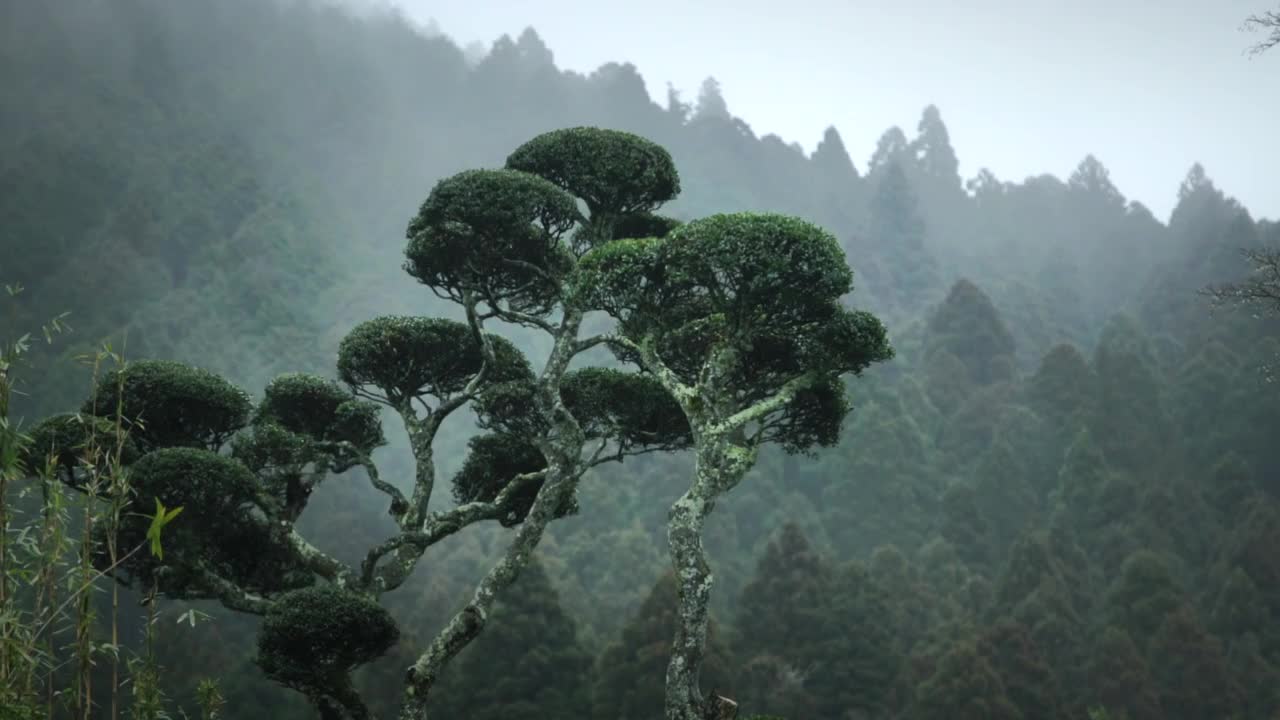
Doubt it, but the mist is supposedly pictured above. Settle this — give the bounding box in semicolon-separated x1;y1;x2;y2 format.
2;0;1278;718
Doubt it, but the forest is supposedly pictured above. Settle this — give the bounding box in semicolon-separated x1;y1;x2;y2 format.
2;1;1279;719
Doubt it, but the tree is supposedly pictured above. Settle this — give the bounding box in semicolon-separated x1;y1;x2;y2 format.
731;523;833;717
910;104;960;189
23;126;691;720
427;559;593;720
925;279;1017;390
576;211;893;719
1203;246;1280;314
1086;626;1163;720
911;641;1022;720
591;571;735;720
1243;8;1280;56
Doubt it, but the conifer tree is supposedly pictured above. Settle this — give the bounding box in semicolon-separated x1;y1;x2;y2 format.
590;572;734;720
428;559;593;720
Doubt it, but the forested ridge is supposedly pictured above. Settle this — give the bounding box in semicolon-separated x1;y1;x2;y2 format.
3;0;1279;718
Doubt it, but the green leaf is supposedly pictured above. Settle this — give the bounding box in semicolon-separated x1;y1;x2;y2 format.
145;498;184;560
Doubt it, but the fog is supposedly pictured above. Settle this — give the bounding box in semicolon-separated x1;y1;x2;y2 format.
367;0;1279;222
3;1;1279;718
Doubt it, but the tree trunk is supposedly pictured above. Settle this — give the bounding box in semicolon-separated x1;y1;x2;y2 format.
398;311;587;720
665;441;752;720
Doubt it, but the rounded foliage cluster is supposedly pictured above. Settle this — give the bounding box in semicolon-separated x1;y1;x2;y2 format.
22;412;141;482
337;316;532;402
452;433;576;527
570;211;684;255
256;585;400;689
81;360;252;452
560;368;691;450
612;212;683;241
576;211;893;453
404;168;578;311
109;447;304;593
473;368;692;452
506;127;680;217
229;420;322;490
255;373;384;454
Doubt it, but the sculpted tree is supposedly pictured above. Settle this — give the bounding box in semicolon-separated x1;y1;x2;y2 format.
576;212;893;719
23;127;691;720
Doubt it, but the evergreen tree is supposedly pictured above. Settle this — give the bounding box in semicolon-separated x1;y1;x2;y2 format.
910;104;961;190
810;125;860;184
911;641;1022;720
978;620;1067;720
925;279;1017;388
1105;550;1186;647
863;160;942;319
868;126;910;174
1025;343;1094;431
1086;626;1164;720
591;572;735;720
1148;606;1243;720
808;561;902;717
429;559;593;720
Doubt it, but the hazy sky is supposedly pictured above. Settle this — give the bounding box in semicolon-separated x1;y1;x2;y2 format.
373;0;1276;222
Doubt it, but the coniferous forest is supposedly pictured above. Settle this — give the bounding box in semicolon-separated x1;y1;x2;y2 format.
2;1;1279;719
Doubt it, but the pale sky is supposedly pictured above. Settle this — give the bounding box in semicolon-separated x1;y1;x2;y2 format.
365;0;1277;223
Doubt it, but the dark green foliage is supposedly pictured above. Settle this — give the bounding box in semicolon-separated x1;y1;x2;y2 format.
1087;626;1164;720
979;620;1067;720
1210;568;1268;643
560;368;692;451
591;572;735;720
404;168;579;311
925;279;1017;388
255;373;385;454
81;359;252;451
429;560;593;720
256;586;399;692
21;411;142;481
1025;343;1094;429
109;447;296;593
610;212;684;241
911;641;1023;720
450;433;572;527
807;561;902;717
940;481;995;568
1105;550;1186;645
1089;317;1170;475
506;126;680;218
733;523;833;673
475;367;694;452
337;316;533;403
576;212;892;453
1148;606;1242;720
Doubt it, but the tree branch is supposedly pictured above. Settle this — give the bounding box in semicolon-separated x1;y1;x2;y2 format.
706;371;822;437
1244;9;1280;56
358;469;548;593
608;333;697;406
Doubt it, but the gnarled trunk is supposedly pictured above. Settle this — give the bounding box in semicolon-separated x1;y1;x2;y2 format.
398;311;586;720
664;441;749;720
